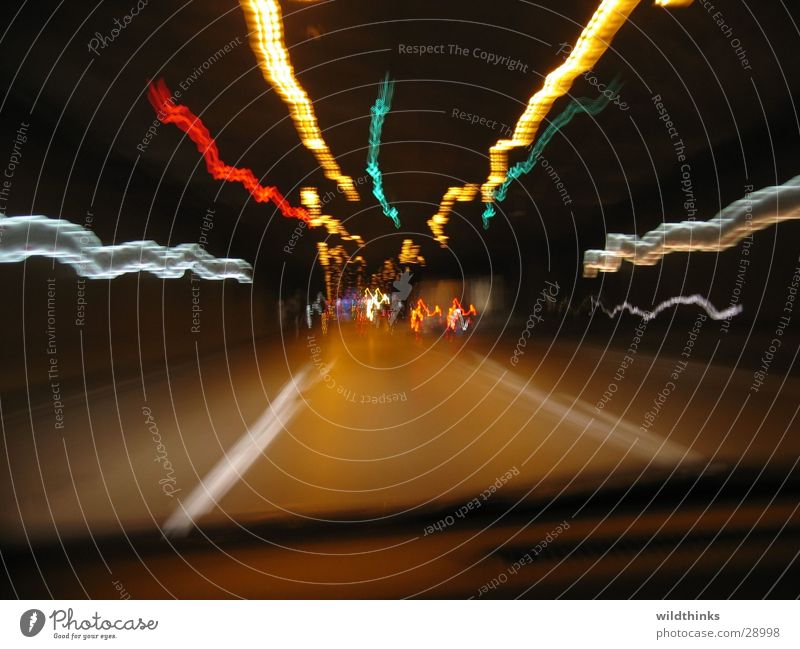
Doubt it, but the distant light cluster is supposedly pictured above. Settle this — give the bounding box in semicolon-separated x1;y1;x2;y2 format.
364;287;390;321
446;298;478;333
410;298;441;334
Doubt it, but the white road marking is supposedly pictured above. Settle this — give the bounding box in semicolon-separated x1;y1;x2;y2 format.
162;364;327;537
470;354;698;463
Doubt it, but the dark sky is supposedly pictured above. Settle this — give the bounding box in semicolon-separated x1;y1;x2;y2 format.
1;0;799;304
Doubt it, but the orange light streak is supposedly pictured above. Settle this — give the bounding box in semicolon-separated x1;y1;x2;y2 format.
410;298;442;334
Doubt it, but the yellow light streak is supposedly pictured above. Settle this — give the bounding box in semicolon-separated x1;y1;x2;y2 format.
482;0;643;202
240;0;359;200
427;184;479;247
483;0;692;202
364;287;390;321
399;239;425;266
301;187;364;246
426;0;692;247
317;241;351;304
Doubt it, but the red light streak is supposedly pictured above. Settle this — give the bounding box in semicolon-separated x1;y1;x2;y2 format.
147;79;309;221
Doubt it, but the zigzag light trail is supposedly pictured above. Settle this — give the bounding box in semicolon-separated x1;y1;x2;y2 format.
147;80;309;221
481;0;692;204
410;298;441;334
430;0;690;245
0;215;253;282
428;184;478;248
446;298;478;333
300;187;364;246
583;175;800;276
591;294;742;321
366;75;401;228
239;0;359;200
364;287;389;322
398;238;424;266
482;82;620;228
